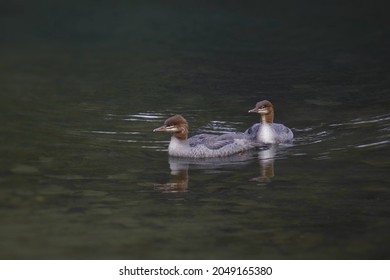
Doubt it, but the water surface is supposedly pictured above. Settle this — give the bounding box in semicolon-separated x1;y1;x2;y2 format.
1;1;389;259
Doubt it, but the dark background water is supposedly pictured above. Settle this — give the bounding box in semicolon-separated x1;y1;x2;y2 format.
1;0;389;259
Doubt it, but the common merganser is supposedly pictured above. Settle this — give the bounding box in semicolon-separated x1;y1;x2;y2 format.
153;115;255;158
245;100;293;144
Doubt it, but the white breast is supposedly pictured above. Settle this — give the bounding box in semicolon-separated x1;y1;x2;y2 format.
168;136;191;157
257;123;277;144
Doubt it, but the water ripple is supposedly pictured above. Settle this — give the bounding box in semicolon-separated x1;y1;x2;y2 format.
123;112;167;122
329;113;390;127
199;120;243;134
355;140;390;149
91;130;141;135
91;111;390;159
288;113;390;160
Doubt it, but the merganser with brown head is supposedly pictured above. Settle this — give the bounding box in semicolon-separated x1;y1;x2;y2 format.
153;115;255;158
245;100;293;144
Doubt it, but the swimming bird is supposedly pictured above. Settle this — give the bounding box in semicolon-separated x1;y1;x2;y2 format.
153;115;255;158
245;100;293;144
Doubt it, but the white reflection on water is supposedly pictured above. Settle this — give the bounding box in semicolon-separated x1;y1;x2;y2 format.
199;120;244;134
355;140;390;149
90;131;141;135
124;112;167;122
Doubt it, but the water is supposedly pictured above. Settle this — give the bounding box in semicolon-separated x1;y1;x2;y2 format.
1;1;390;259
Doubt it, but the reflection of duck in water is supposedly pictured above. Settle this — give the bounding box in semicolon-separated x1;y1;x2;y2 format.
153;115;255;158
246;100;293;144
155;152;255;193
168;151;256;169
154;159;189;193
251;146;276;185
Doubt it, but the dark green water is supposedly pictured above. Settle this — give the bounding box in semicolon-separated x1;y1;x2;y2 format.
1;1;390;259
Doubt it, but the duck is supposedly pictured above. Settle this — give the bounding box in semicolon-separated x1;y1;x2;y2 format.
245;100;293;144
153;115;255;158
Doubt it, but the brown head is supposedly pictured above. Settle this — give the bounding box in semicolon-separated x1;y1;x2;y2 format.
153;114;189;140
248;100;274;123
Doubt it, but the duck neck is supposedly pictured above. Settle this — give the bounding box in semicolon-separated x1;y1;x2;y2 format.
173;126;188;140
173;133;187;140
261;111;274;124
